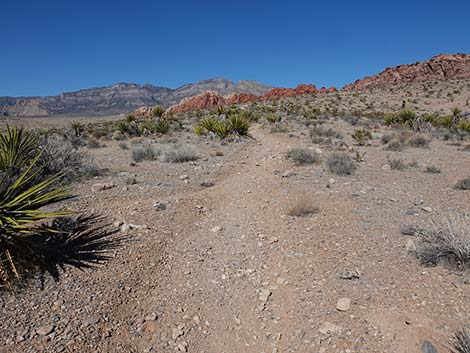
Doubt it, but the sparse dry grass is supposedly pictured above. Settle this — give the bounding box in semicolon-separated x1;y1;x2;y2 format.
415;213;470;270
288;196;320;217
286;148;320;165
325;153;356;175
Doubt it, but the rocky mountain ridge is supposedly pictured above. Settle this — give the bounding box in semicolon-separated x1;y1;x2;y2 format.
0;79;273;117
343;53;470;90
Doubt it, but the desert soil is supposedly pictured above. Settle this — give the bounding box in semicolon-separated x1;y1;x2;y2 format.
1;119;470;353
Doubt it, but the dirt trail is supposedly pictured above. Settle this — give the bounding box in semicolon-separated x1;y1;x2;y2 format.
2;123;470;353
137;127;303;352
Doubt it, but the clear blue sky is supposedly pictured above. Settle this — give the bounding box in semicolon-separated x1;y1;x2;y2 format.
2;0;469;96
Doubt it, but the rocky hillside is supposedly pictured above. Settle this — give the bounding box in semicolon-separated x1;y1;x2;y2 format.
344;53;470;90
167;84;337;114
0;79;273;117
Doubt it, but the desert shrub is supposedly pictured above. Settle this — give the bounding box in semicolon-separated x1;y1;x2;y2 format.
39;134;99;182
118;142;129;150
451;328;470;353
455;177;470;190
380;133;394;145
288;196;319;217
415;213;470;270
87;137;104;148
425;165;441;174
310;125;343;139
407;135;430;148
351;129;372;145
162;147;198;163
325;153;356;175
270;125;288;133
131;145;160;162
227;115;250;136
385;140;405;151
388;157;407;171
265;113;281;123
286;148;320;165
458;120;470;132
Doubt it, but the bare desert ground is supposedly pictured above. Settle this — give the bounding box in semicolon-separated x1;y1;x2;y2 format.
1;79;470;353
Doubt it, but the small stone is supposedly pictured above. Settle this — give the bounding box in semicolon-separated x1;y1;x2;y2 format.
336;297;351;311
259;289;272;302
36;325;54;336
153;202;167;211
340;270;360;280
172;327;184;340
179;175;189;180
120;223;131;233
422;340;439;353
421;206;432;213
210;226;223;233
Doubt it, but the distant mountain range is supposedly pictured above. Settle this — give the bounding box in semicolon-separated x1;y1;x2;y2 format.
0;78;273;117
2;53;470;117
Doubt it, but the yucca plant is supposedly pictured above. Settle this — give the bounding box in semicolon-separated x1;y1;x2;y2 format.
70;121;84;137
227;115;250;136
152;105;166;118
200;117;217;133
193;124;205;136
0;154;72;288
115;121;130;135
351;129;372;146
215;106;227;116
397;109;417;126
213;121;230;139
125;114;136;123
0;125;37;170
154;119;170;134
0;126;118;289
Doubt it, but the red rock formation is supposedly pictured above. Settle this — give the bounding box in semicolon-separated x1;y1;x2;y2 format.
167;91;225;114
161;83;337;114
260;84;318;100
343;53;470;90
225;93;258;105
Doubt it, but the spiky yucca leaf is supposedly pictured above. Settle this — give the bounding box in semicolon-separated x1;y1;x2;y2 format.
200;117;217;133
0;125;37;170
213;121;230;139
0;154;72;288
227;115;250;136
